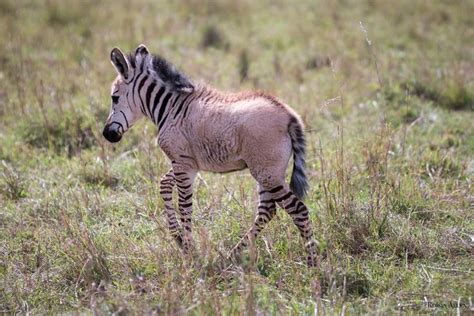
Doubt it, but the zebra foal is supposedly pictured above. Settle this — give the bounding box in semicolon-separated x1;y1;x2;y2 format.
102;44;318;266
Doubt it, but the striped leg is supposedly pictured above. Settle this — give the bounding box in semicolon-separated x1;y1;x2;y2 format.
230;187;277;259
270;184;317;267
174;169;197;253
159;169;183;245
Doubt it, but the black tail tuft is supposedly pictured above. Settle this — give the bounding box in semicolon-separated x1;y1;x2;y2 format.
288;116;309;200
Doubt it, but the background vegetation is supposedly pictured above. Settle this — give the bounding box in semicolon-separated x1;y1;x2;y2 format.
0;0;472;314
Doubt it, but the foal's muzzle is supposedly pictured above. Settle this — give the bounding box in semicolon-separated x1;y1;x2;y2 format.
102;124;122;143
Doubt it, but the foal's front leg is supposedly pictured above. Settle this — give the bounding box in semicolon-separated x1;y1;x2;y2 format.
173;167;197;253
159;169;182;245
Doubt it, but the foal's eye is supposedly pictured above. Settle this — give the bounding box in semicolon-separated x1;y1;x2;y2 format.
111;95;119;104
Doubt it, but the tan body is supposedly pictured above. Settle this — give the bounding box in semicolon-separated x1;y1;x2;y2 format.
159;89;297;184
103;45;317;266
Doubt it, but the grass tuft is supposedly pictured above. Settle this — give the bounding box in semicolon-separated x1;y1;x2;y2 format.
404;80;473;111
17;112;96;156
201;24;227;50
0;161;27;200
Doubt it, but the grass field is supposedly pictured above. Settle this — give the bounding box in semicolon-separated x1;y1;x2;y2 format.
0;0;473;314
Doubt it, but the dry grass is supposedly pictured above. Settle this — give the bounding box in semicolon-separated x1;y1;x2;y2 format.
0;0;473;314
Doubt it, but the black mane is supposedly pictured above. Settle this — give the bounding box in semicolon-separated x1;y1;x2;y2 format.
127;52;194;93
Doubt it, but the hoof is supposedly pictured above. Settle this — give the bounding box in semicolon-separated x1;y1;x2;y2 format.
174;234;183;247
227;246;243;265
306;255;319;268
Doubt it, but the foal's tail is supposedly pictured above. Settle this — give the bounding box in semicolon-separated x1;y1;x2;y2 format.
288;116;309;200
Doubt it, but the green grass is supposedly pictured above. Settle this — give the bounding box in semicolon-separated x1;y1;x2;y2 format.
0;0;473;314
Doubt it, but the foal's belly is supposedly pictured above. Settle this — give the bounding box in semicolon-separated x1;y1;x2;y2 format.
191;134;246;173
199;158;247;173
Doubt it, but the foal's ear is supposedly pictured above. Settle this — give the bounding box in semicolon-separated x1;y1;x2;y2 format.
134;44;150;69
110;48;130;79
135;44;150;57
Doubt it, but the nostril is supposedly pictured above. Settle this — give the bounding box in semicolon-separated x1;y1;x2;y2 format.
102;126;122;143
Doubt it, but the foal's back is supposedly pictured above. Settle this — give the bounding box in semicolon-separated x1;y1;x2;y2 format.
185;89;297;175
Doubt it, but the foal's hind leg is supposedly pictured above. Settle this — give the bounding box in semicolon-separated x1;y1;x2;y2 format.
230;186;277;258
268;184;318;266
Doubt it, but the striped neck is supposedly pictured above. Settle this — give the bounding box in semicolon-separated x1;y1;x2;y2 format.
134;76;203;133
